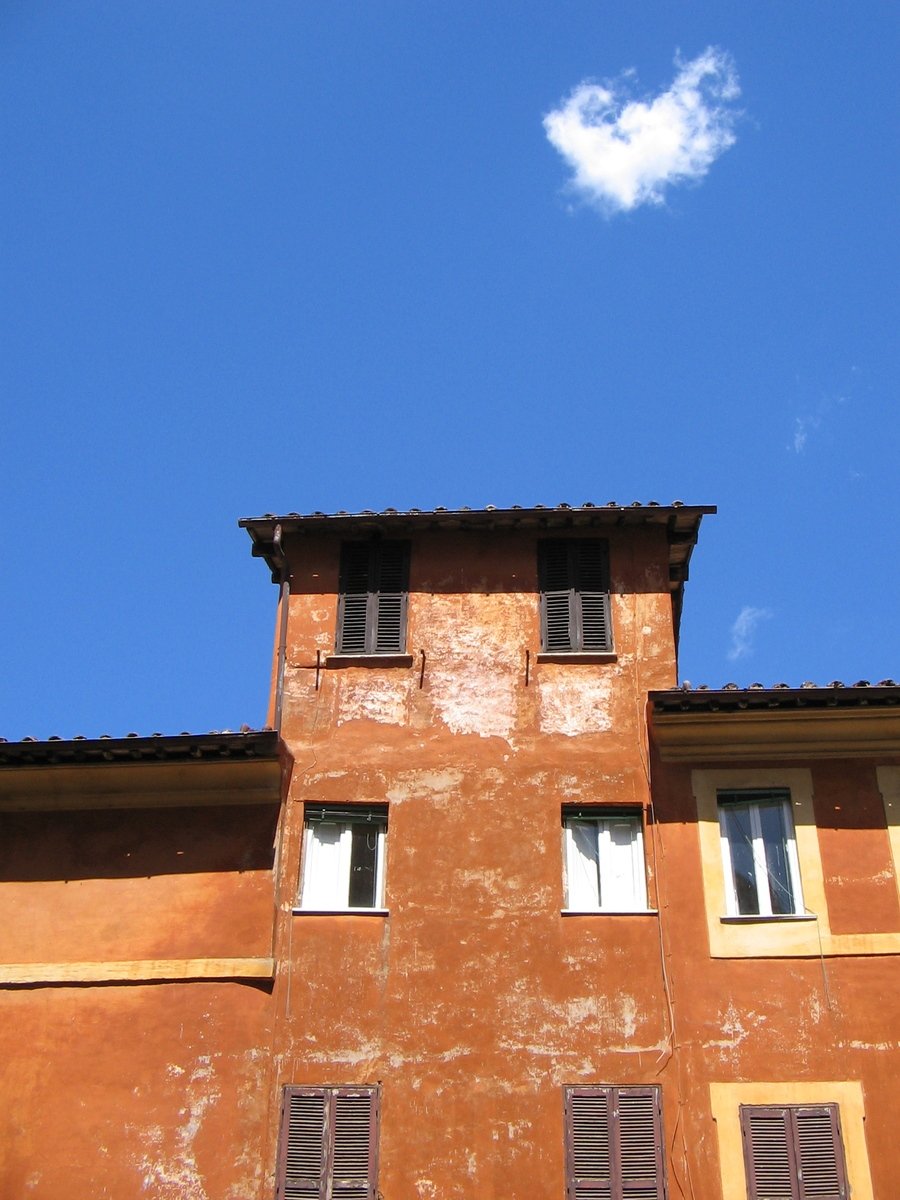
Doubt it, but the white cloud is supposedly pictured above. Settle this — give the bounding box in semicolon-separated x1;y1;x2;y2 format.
543;48;739;215
790;393;847;453
727;606;772;662
792;415;819;453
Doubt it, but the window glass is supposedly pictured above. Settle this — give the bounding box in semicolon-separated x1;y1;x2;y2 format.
718;790;802;918
563;812;647;911
300;808;387;911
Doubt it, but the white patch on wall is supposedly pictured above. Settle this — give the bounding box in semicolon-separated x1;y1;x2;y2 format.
133;1057;220;1199
425;596;520;742
336;675;408;727
537;671;614;736
386;768;465;808
618;994;638;1038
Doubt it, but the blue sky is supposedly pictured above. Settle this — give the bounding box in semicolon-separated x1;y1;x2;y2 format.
2;3;898;739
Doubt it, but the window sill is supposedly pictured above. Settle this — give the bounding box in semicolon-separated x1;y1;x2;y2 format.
719;913;817;924
292;907;389;917
325;655;413;668
561;908;658;916
536;652;617;664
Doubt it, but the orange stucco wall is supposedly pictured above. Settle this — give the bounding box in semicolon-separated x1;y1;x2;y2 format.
3;523;899;1199
268;526;684;1198
650;755;900;1198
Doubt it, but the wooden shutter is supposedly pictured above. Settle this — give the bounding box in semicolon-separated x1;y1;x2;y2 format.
539;540;612;652
276;1087;379;1200
565;1086;666;1200
276;1088;328;1199
337;543;372;654
337;542;409;654
332;1089;379;1197
540;540;577;651
574;541;612;652
372;541;409;653
740;1104;848;1200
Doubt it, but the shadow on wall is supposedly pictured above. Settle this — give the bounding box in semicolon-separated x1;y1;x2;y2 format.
0;804;279;883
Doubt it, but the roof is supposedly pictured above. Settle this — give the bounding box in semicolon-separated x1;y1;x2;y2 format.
239;503;715;631
649;681;900;714
649;682;900;761
0;728;280;769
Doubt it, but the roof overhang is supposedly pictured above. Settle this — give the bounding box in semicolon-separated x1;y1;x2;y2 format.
649;686;900;762
239;504;715;631
0;730;285;811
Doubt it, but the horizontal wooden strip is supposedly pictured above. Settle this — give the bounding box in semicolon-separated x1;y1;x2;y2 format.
0;957;275;985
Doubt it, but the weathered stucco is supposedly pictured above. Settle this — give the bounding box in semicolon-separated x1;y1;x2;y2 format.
3;521;900;1199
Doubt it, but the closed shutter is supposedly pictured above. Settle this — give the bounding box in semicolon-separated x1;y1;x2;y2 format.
336;541;409;654
565;1086;666;1200
574;541;612;652
276;1087;379;1200
336;543;372;655
540;540;577;652
372;541;409;653
276;1089;328;1199
539;540;612;652
740;1104;848;1200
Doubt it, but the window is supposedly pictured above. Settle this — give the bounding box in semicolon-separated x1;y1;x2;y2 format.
275;1086;380;1200
299;807;387;911
564;1085;666;1199
718;789;804;917
538;539;612;653
336;540;410;655
740;1104;848;1199
563;809;647;911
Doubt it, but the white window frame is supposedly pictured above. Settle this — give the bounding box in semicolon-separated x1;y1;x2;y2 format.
718;790;804;918
299;809;387;913
563;811;648;912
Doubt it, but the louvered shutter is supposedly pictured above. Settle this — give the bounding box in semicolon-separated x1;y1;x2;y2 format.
616;1089;666;1198
540;540;577;652
332;1089;379;1198
276;1089;328;1200
574;541;612;652
566;1088;613;1197
565;1086;666;1200
337;543;372;654
793;1107;847;1200
276;1087;379;1200
372;541;409;653
740;1105;848;1200
336;542;409;654
540;540;612;652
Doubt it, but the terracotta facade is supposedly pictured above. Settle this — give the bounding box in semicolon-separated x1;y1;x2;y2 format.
1;505;898;1198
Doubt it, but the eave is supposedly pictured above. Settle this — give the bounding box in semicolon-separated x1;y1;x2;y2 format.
649;692;900;763
0;730;285;811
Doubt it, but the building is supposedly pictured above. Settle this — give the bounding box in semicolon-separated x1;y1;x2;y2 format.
1;502;898;1199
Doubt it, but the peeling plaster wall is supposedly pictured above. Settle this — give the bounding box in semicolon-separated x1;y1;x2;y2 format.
270;527;680;1198
649;755;900;1198
0;983;274;1199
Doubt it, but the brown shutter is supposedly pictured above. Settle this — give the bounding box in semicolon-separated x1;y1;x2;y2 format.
276;1087;328;1200
275;1087;380;1200
337;543;372;654
565;1086;666;1200
617;1088;665;1197
540;540;611;652
372;541;409;653
337;542;409;654
740;1104;848;1200
565;1087;613;1196
332;1088;379;1198
574;541;612;652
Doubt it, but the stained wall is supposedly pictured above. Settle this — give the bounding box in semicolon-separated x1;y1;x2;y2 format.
270;525;682;1198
